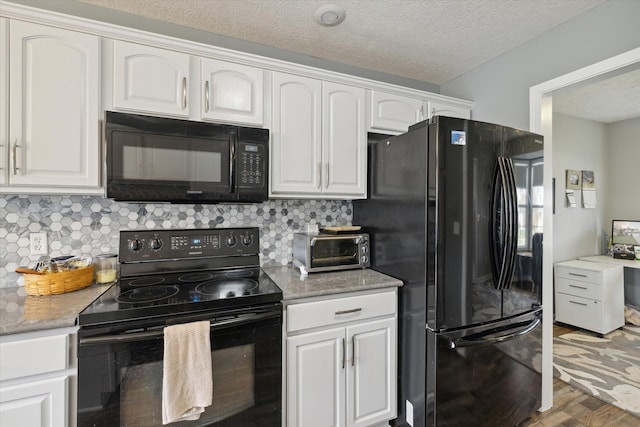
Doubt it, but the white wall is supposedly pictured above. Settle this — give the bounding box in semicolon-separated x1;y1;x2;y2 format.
606;117;640;222
552;113;608;263
441;0;640;131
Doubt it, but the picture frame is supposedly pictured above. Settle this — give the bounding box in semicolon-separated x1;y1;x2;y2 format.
566;169;581;189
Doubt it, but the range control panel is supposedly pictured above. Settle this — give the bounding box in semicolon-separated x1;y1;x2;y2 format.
119;227;260;263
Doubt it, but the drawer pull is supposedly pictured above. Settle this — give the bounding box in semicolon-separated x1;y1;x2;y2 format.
569;284;588;290
342;338;346;369
569;300;588;306
568;272;588;278
335;308;362;315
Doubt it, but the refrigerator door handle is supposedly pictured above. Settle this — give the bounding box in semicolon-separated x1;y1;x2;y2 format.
489;157;519;290
448;316;541;349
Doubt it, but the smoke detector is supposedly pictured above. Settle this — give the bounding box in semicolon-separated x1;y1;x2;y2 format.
314;4;346;27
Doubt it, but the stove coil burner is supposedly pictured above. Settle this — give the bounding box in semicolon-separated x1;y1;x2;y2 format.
116;285;180;304
195;279;259;299
127;277;166;287
178;272;214;283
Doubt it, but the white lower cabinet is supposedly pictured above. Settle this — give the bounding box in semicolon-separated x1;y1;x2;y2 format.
554;260;624;335
0;328;76;427
286;290;397;427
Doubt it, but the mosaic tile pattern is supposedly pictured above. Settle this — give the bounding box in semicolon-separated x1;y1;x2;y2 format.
0;195;353;287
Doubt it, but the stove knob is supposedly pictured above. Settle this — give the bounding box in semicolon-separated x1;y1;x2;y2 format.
242;235;253;246
226;235;237;247
128;239;142;252
150;238;163;251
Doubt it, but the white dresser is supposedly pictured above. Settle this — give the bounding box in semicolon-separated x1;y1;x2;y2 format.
554;260;624;335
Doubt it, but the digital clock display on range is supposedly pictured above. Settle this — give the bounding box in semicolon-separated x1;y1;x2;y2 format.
190;237;203;246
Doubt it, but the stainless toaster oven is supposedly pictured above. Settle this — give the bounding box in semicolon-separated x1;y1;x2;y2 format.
292;232;370;274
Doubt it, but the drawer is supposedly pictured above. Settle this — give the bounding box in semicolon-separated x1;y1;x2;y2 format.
287;291;396;333
556;265;601;284
0;334;68;381
555;292;602;332
556;278;602;300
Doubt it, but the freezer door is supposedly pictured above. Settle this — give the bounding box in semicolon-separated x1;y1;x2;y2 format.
426;310;542;427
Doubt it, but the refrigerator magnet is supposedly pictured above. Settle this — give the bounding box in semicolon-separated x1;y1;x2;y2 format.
452;130;466;145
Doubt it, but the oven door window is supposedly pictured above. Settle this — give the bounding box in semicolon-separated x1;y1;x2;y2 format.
110;131;232;193
311;238;359;268
77;314;281;427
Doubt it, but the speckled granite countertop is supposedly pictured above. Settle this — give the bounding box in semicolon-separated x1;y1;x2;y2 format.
263;266;402;302
0;267;401;336
0;283;112;336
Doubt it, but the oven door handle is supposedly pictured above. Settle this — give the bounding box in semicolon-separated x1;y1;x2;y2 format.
79;310;280;346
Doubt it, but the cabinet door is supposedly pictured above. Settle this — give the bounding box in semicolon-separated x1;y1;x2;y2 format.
347;317;397;427
201;58;263;125
427;100;471;120
0;376;68;427
287;327;345;427
322;82;366;198
113;40;190;117
8;20;100;188
369;90;425;133
271;72;322;195
0;18;7;186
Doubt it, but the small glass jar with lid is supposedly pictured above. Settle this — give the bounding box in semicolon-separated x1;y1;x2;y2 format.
95;254;118;284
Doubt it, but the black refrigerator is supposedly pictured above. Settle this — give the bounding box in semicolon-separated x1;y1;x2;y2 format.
353;116;544;427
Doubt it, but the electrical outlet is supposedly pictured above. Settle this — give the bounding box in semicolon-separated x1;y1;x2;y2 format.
30;232;48;255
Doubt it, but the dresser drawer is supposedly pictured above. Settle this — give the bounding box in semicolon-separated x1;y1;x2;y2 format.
556;277;602;300
556;265;602;284
555;293;602;332
287;291;396;333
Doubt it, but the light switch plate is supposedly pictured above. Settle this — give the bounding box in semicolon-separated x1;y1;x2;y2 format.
30;232;48;255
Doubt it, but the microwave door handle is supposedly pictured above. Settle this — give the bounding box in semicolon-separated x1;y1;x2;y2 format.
229;134;236;191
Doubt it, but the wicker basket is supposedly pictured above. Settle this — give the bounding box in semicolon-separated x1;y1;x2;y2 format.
23;264;94;296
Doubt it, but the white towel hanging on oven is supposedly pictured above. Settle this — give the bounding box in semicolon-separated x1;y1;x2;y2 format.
162;320;213;425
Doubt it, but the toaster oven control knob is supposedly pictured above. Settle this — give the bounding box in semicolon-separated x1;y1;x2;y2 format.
226;235;237;247
150;238;163;251
361;246;368;254
128;239;142;252
361;255;369;264
241;235;253;246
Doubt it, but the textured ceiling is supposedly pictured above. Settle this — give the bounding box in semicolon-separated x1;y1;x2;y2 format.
68;0;637;123
75;0;605;84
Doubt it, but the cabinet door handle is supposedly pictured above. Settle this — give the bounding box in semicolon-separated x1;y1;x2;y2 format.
182;77;187;110
569;284;587;290
325;163;329;188
351;337;355;367
205;80;210;112
12;139;19;175
342;338;346;369
317;162;322;189
569;300;588;306
568;272;587;278
335;308;362;315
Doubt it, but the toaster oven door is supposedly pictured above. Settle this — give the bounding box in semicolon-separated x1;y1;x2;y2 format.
310;236;362;269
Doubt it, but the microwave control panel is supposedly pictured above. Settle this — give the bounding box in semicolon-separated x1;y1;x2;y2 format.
238;143;264;187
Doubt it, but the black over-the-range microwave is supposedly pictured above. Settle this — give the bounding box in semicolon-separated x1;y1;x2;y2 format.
105;111;269;204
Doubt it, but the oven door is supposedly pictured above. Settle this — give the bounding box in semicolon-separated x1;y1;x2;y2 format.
77;305;282;427
106;127;235;203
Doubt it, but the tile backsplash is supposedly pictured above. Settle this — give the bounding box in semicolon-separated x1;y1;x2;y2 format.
0;195;353;287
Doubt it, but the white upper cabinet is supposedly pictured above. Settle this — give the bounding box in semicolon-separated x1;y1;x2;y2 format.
5;20;100;189
113;40;190;117
368;90;425;133
200;58;264;126
271;72;366;199
0;18;7;186
271;72;322;195
427;99;471;120
322;82;366;197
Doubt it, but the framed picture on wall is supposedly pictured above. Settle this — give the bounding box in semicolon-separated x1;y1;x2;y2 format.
566;169;581;189
582;170;595;188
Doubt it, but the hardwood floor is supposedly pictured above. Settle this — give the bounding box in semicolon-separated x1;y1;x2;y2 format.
522;323;639;427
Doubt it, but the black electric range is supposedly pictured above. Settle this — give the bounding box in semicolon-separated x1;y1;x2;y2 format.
78;227;282;326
